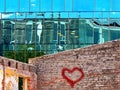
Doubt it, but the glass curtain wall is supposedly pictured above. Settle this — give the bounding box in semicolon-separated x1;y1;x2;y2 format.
0;0;120;62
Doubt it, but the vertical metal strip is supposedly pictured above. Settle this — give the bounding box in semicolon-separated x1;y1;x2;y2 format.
0;14;2;47
39;0;41;12
29;0;31;12
64;0;66;11
72;0;74;11
18;0;20;12
78;12;80;47
94;0;96;11
108;0;112;41
4;0;6;12
35;13;37;57
92;0;96;45
101;11;103;44
68;12;70;48
1;14;5;90
42;13;45;53
108;11;110;41
110;0;112;11
14;13;17;60
51;0;53;12
24;14;27;63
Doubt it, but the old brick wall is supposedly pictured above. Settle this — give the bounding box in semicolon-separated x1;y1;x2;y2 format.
30;39;120;90
0;56;37;90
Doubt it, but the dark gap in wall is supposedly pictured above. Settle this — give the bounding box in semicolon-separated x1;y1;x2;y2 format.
19;77;23;90
22;64;24;70
8;61;11;67
16;62;18;69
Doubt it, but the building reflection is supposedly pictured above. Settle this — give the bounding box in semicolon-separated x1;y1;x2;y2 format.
1;16;120;55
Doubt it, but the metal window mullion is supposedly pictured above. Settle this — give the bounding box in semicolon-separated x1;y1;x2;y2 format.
92;11;95;45
18;0;20;12
4;0;6;12
42;13;45;52
94;0;96;11
101;11;103;43
108;12;110;41
67;12;70;48
72;0;74;11
24;13;27;63
14;13;17;60
29;0;31;12
110;0;112;11
78;12;80;47
39;0;41;12
64;0;66;11
0;14;2;46
93;0;96;44
109;0;112;40
34;14;37;57
51;0;53;11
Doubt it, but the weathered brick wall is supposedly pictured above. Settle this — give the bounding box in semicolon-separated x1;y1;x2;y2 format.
0;56;37;90
30;39;120;90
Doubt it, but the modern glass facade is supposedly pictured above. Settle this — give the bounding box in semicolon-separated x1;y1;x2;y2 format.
1;0;120;61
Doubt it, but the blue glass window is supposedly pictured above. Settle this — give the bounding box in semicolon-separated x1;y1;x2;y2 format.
61;12;68;18
6;0;18;12
0;0;4;12
102;12;109;18
45;13;52;18
69;12;79;18
111;0;120;11
96;0;111;11
41;0;52;11
30;0;39;12
16;13;26;19
65;0;72;11
73;0;94;11
80;12;93;18
53;0;64;11
93;12;102;18
20;0;29;12
110;12;120;18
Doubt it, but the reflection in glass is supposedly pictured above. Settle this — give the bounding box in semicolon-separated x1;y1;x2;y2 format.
1;16;120;56
0;0;120;60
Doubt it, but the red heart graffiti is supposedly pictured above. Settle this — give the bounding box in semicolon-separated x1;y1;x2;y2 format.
62;67;84;88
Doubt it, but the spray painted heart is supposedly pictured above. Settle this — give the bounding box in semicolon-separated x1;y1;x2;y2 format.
62;67;84;88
